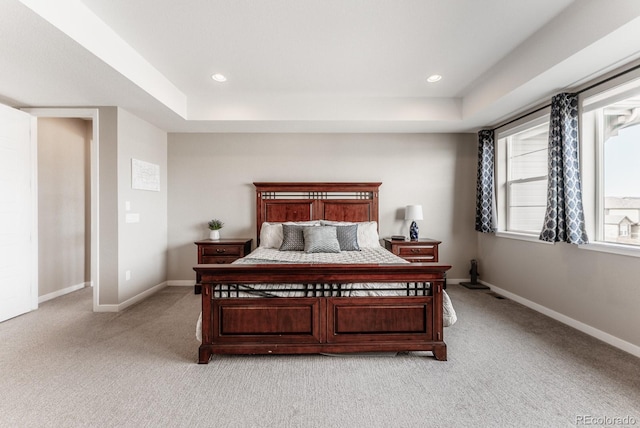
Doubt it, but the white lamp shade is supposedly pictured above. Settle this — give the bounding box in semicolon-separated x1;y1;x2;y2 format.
404;205;423;221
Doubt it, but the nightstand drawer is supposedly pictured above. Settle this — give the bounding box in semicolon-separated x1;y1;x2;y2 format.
397;245;436;258
405;256;436;262
201;245;244;257
383;238;440;263
201;256;240;264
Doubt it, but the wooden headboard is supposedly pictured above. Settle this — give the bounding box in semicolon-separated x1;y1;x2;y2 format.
254;182;381;245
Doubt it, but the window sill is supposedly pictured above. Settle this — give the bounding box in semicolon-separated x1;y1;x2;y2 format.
494;231;554;245
579;242;640;258
495;233;640;257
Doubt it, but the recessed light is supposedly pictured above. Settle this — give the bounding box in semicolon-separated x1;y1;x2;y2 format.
211;73;227;82
427;74;442;83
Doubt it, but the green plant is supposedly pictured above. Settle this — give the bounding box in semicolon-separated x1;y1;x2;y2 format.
207;219;224;230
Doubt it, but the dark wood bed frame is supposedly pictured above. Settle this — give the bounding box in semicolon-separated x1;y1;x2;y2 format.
193;182;451;363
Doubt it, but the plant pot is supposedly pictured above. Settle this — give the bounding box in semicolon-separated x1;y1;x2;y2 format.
209;230;220;240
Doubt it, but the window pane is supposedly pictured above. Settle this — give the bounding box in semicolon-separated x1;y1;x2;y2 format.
509;123;548;180
502;120;550;235
509;180;548;206
510;148;547;180
602;117;640;246
508;180;547;233
508;206;547;233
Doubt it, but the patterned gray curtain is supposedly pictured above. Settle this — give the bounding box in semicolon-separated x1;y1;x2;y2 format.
475;130;496;233
539;93;588;244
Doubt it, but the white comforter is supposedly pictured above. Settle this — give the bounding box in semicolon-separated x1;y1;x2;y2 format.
241;246;408;264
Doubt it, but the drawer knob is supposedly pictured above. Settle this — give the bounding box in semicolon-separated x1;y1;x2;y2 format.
410;248;422;253
216;248;226;254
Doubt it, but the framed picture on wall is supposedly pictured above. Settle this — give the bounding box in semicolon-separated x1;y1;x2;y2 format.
131;158;160;192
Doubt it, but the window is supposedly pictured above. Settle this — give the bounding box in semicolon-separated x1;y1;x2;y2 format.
497;118;550;236
583;82;640;247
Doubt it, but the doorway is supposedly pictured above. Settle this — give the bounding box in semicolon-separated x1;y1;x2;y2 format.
37;117;91;303
25;108;100;311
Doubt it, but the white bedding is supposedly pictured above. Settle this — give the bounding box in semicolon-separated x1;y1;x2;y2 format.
195;245;457;341
242;246;407;264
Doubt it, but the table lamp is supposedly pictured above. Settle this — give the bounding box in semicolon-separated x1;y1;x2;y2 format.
404;205;423;240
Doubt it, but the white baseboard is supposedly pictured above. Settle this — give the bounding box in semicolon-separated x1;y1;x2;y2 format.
482;281;640;359
167;280;196;287
39;282;89;304
93;281;168;312
118;281;168;311
93;303;119;313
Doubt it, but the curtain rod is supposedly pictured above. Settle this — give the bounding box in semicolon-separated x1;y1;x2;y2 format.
490;61;640;133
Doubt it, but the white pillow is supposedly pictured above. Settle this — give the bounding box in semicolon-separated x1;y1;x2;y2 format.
284;221;321;226
357;221;381;247
259;222;283;248
320;220;380;248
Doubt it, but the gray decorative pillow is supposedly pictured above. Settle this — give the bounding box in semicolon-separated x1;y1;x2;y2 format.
303;226;341;253
320;220;380;247
279;224;307;251
335;224;360;251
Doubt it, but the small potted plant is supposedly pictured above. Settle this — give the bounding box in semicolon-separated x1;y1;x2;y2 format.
207;219;224;240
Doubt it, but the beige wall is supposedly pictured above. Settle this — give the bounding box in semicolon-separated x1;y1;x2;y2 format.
116;108;168;303
37;117;90;298
167;133;478;281
478;234;640;350
96;107;168;307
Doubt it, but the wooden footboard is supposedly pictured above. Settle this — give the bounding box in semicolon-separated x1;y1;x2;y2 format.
194;263;450;363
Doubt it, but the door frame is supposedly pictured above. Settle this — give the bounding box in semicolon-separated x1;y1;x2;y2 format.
24;108;100;311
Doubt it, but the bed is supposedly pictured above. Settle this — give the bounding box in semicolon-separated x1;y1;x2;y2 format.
194;182;454;363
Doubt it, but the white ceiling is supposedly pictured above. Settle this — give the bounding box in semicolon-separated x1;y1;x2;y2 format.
2;0;640;133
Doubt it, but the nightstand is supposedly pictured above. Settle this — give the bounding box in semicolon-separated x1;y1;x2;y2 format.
383;238;441;263
194;238;252;294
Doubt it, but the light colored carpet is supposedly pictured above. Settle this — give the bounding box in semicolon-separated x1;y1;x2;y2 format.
1;284;639;428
